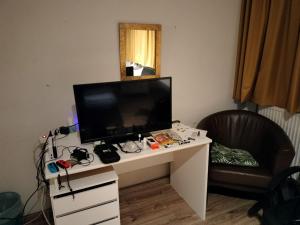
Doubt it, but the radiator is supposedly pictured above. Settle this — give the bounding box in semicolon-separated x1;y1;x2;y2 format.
259;106;300;167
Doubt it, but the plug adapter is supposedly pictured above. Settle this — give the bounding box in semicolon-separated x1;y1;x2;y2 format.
39;135;48;145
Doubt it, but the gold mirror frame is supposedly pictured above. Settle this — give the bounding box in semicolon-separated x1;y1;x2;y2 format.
119;23;161;80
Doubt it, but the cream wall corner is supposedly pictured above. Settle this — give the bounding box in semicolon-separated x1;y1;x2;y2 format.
0;0;241;213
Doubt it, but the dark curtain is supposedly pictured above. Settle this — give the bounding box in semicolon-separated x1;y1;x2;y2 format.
233;0;300;113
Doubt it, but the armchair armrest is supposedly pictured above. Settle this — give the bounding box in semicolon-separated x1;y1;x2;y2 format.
272;148;295;175
261;127;295;175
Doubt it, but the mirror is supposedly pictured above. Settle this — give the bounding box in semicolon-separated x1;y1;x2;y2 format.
119;23;161;80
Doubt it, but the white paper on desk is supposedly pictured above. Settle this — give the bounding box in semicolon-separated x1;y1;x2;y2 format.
198;129;207;138
173;128;207;140
171;123;207;140
187;128;207;139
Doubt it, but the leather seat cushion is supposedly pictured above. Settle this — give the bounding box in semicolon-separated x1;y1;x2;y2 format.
209;163;272;188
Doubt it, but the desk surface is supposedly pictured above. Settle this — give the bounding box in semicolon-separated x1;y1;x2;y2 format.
45;123;211;179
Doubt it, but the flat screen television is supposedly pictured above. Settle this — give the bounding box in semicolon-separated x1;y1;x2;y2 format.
73;77;172;144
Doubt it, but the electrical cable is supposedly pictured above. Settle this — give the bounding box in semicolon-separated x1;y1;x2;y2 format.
20;127;88;222
13;126;78;222
22;182;43;224
45;145;95;168
58;123;79;135
36;150;48;188
19;131;52;220
40;186;52;225
54;135;67;141
0;186;42;221
68;123;78;127
71;153;95;166
36;131;52;187
44;146;71;163
21;185;43;219
23;212;42;225
64;168;74;199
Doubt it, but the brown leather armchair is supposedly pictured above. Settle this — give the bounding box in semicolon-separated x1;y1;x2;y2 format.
197;110;295;193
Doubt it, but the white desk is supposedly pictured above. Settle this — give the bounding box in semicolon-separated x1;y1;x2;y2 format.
45;123;211;224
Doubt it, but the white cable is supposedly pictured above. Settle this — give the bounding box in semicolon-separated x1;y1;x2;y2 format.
40;186;52;225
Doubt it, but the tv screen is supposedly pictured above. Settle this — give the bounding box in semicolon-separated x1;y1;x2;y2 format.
73;77;172;144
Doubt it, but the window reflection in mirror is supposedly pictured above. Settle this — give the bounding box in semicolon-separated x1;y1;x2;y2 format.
119;23;161;80
125;29;156;76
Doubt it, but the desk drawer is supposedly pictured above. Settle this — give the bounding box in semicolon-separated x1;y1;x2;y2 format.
53;181;118;216
55;201;119;225
93;217;120;225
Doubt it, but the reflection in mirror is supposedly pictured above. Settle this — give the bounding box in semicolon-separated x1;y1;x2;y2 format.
125;29;156;76
119;23;161;80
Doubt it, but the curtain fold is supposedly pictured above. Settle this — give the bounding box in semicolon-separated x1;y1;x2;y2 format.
233;0;300;113
125;30;155;68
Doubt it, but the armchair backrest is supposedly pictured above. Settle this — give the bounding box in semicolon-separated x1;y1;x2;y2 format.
197;110;289;159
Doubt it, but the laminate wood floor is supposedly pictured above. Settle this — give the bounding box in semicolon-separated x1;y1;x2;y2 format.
119;178;260;225
24;177;261;225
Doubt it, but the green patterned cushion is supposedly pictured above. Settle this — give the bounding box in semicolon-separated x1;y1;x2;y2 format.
211;142;259;167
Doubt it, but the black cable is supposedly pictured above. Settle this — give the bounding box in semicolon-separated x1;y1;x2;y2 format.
18;136;91;220
45;146;72;163
68;123;78;128
45;145;94;166
17;131;52;219
57;175;64;190
41;131;52;153
73;153;95;166
3;129;77;221
67;146;95;166
38;148;49;187
64;168;74;199
55;135;67;140
21;186;42;218
37;130;52;187
58;123;78;135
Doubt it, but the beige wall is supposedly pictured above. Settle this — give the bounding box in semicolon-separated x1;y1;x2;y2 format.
0;0;241;213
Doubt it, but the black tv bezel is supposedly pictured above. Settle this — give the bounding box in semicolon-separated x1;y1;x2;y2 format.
73;77;172;144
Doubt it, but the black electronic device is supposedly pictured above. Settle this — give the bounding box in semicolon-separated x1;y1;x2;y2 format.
52;137;57;159
59;126;70;135
71;148;89;161
73;77;172;144
94;144;120;164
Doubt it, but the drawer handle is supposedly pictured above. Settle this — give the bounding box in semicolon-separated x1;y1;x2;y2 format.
56;198;117;218
54;181;116;199
89;216;118;225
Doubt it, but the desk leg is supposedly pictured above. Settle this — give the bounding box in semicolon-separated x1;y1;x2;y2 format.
170;144;209;220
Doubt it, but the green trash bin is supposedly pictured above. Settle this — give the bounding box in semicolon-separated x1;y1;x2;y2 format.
0;192;22;225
